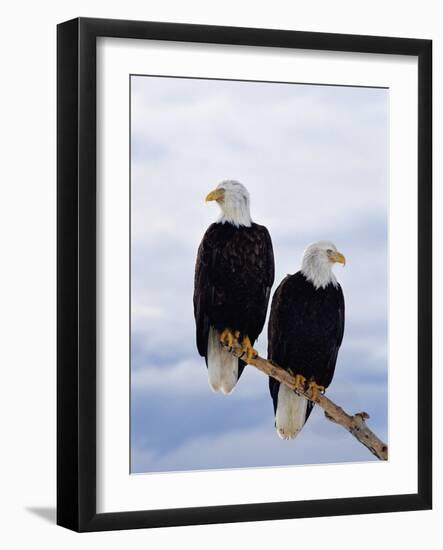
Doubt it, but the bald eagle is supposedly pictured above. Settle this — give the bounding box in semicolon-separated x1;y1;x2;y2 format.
268;241;345;439
194;180;275;394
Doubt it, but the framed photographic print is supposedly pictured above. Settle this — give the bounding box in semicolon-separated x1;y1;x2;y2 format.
57;17;432;532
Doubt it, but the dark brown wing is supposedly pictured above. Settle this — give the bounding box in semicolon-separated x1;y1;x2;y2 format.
193;223;219;358
193;223;275;361
268;272;345;420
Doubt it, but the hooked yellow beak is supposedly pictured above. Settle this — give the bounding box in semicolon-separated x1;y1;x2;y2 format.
205;188;225;203
330;251;346;266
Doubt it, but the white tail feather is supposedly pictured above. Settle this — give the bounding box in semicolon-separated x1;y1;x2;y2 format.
275;384;308;440
207;327;239;394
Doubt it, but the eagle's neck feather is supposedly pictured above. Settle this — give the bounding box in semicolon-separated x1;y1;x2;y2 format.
301;257;337;290
217;203;252;227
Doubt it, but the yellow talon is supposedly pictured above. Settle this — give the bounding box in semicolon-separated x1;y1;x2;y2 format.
219;328;234;348
308;380;325;401
219;330;257;361
240;335;258;362
294;374;307;389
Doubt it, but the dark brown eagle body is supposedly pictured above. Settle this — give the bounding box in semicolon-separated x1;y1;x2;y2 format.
268;272;345;421
194;222;274;377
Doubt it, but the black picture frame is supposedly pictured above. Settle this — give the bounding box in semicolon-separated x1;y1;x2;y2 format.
57;17;432;532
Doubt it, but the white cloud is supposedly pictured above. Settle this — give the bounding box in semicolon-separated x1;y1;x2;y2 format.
132;357;208;394
132;415;378;473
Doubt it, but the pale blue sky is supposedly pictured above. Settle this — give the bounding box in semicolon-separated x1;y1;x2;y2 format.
130;75;388;473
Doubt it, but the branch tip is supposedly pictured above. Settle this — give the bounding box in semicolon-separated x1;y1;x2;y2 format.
222;338;388;461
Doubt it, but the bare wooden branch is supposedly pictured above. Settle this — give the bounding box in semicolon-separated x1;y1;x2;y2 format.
225;339;388;461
